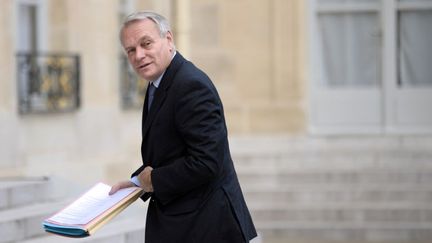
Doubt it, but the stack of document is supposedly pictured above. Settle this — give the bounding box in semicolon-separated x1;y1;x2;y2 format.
43;182;143;238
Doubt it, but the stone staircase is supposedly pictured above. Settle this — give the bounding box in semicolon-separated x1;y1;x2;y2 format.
0;177;146;243
230;135;432;243
2;135;432;243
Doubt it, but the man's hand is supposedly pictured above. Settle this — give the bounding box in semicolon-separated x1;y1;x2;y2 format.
138;166;154;192
109;180;135;195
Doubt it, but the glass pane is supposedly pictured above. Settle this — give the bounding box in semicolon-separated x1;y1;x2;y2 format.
318;12;381;87
29;5;38;52
399;10;432;87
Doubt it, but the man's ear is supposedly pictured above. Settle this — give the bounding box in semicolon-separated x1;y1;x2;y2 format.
166;31;174;48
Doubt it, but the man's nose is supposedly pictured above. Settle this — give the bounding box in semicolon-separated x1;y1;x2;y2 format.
135;46;146;60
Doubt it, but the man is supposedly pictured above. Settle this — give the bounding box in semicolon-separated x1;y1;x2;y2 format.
109;11;257;242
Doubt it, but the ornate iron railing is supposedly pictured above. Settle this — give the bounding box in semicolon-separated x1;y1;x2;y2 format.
16;52;80;114
119;55;147;109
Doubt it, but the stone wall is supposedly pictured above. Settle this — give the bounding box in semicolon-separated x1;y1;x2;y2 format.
188;0;307;134
0;0;306;181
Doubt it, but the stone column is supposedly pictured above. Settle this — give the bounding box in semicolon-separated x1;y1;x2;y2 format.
0;0;16;114
174;0;191;57
0;0;22;171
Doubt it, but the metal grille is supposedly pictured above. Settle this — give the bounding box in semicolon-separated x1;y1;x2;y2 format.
16;52;80;114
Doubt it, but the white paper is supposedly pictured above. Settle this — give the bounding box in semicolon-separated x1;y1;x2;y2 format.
48;182;137;225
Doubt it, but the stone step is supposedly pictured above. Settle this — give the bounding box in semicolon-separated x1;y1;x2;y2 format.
242;182;432;192
256;221;432;242
242;185;432;204
229;135;432;153
0;200;69;243
232;152;432;170
21;218;145;243
0;196;147;243
229;135;432;242
249;202;432;223
230;136;432;171
237;169;432;185
231;146;432;157
0;177;51;210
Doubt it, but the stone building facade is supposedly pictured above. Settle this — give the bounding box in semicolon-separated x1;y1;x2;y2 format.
0;0;306;182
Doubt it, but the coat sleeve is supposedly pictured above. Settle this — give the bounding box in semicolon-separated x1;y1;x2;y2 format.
131;165;152;201
150;77;226;205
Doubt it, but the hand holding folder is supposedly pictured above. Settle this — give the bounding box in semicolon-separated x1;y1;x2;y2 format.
43;182;143;238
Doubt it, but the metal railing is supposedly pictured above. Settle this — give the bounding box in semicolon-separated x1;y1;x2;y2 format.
16;52;80;114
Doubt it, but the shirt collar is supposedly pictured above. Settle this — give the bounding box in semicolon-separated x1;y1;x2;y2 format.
149;51;177;88
150;73;163;88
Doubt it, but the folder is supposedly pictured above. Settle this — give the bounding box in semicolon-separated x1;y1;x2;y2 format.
42;182;143;237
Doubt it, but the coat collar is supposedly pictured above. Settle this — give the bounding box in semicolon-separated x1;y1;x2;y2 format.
141;52;186;139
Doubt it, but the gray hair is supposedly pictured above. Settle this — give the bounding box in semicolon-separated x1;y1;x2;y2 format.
120;11;172;40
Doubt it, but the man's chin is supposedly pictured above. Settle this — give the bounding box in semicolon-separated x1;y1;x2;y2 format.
138;72;154;81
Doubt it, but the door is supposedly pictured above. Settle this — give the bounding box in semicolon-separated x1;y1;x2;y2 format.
385;0;432;133
309;0;432;134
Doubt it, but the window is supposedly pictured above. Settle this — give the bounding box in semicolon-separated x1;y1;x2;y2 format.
398;4;432;87
318;11;381;87
119;55;147;109
16;0;80;114
118;0;147;109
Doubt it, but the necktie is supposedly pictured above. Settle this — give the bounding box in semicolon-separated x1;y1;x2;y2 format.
147;83;156;111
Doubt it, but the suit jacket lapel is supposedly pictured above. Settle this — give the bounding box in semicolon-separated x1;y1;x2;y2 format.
142;52;185;139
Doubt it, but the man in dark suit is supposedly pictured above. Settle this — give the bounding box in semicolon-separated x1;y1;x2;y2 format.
109;11;257;242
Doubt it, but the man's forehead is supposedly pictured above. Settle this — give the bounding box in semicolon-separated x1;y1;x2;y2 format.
125;18;158;33
122;19;159;45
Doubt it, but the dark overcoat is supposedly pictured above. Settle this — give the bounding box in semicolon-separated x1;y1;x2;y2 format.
132;52;257;242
